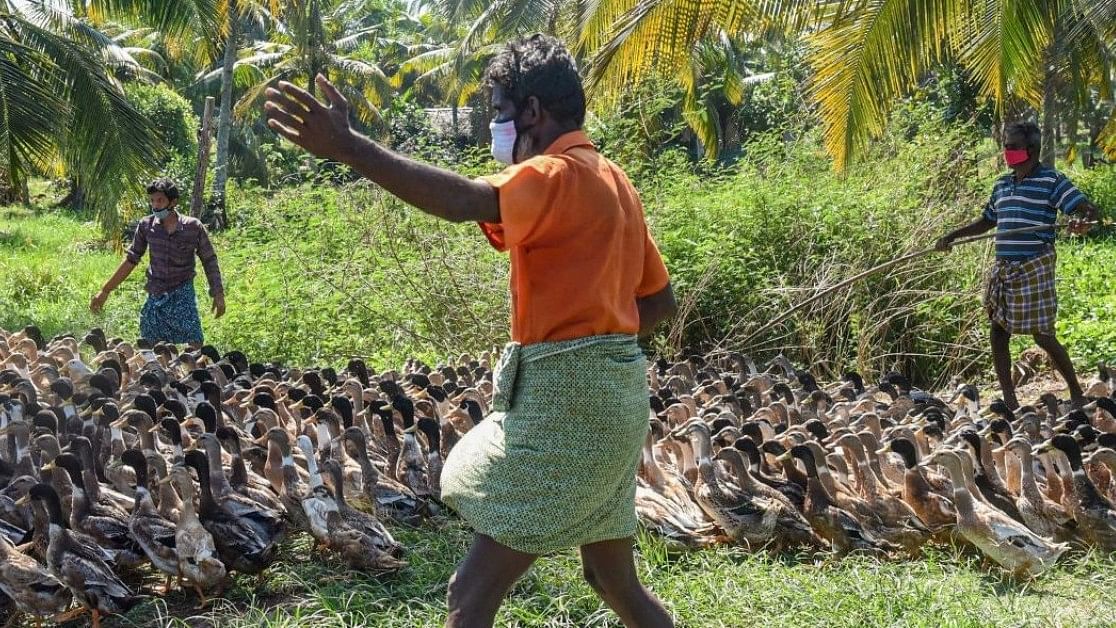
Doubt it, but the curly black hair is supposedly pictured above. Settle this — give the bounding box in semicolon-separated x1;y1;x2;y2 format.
1005;121;1041;150
484;34;586;127
146;177;180;201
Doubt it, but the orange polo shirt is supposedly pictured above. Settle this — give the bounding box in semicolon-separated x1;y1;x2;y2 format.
478;130;670;345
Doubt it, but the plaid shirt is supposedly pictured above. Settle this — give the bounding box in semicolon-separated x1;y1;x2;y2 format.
126;213;224;297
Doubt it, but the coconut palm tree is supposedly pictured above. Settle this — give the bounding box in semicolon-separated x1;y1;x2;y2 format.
217;0;395;130
0;1;163;231
580;0;1116;168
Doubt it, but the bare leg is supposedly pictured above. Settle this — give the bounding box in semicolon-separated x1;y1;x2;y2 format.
1033;333;1085;405
990;321;1017;409
580;537;673;628
445;534;536;628
193;584;210;609
52;607;87;623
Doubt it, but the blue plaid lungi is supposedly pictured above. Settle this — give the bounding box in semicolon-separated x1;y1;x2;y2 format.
140;281;204;344
983;247;1057;335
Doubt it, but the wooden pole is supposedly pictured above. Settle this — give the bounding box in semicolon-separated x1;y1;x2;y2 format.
738;222;1100;347
191;97;216;218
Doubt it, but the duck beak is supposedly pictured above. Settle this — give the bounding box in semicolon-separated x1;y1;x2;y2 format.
147;425;161;434
775;452;792;463
109;418;128;429
14;496;29;507
1034;440;1053;453
156;476;173;486
1082;401;1097;411
875;447;889;456
40;461;56;472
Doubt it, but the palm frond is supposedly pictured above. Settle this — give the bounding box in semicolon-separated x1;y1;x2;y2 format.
806;0;966;170
586;0;814;95
5;11;161;232
1099;105;1116;160
0;39;69;189
951;0;1050;108
90;0;224;40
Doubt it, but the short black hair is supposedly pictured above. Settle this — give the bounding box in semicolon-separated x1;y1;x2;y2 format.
146;177;180;201
484;34;586;127
1005;121;1041;150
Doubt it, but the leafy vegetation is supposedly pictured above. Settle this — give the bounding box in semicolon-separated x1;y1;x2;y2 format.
2;117;1114;384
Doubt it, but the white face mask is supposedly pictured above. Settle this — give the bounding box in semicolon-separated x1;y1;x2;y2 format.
489;119;518;165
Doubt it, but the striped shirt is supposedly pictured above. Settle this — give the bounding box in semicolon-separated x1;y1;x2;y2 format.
125;213;224;297
982;165;1087;259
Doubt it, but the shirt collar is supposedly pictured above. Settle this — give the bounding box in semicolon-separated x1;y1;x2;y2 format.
542;130;594;156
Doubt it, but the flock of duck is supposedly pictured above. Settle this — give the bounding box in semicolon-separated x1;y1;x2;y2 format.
637;353;1116;573
0;325;1114;626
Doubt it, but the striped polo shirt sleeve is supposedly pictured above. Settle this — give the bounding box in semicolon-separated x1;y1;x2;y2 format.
981;186;999;222
1051;173;1086;215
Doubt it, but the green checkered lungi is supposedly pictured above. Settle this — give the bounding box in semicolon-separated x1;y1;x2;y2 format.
440;334;649;554
984;247;1058;335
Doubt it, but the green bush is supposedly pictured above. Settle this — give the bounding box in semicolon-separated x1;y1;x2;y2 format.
125;83;198;168
3;116;1114;384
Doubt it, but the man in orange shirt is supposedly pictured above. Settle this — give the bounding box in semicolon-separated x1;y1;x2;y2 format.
265;35;676;628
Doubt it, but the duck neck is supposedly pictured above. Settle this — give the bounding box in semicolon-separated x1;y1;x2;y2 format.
304;450;324;490
177;479;199;523
1003;447;1022;495
203;440;232;496
843;442;878;499
193;463;218;515
1014;448;1044;505
330;467;348;506
353;442;379;484
945;463;977;519
138;420;157;453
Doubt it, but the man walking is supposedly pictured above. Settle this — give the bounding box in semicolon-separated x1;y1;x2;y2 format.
264;35;676;627
937;122;1098;409
90;178;225;346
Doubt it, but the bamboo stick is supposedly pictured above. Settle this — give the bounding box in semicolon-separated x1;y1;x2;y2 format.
738;222;1101;347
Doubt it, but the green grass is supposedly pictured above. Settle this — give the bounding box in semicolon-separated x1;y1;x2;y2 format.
33;519;1112;627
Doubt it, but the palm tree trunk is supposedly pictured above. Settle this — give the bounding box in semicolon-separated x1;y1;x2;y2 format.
56;178;85;211
211;10;240;226
1039;37;1059;167
1040;70;1057;167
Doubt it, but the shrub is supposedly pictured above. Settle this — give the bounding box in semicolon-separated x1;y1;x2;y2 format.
125;83;198;169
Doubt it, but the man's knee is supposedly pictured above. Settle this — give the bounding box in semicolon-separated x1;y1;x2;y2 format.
582;561;636;596
991;321;1010;339
582;564;604;594
1032;332;1057;346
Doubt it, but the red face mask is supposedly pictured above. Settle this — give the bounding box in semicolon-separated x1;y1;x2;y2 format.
1004;148;1029;166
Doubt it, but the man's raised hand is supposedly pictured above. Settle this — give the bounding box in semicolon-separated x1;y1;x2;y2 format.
265;74;358;163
